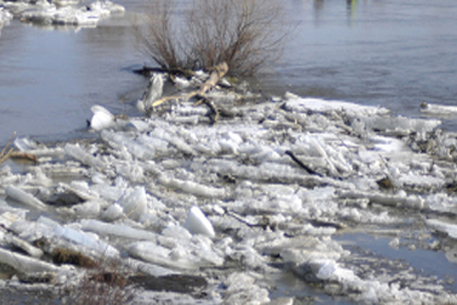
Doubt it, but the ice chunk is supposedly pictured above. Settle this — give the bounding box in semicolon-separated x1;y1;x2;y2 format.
81;219;158;241
426;193;457;214
19;0;125;27
147;127;195;156
283;94;390;116
361;115;441;134
316;259;337;280
6;185;47;211
223;272;270;304
38;216;119;257
0;247;60;274
339;189;425;209
100;203;124;221
137;73;164;112
128;241;198;270
68;200;101;218
64;143;106;169
425;219;457;239
162;224;193;240
117;187;147;221
13;137;38;152
0;7;13;27
0;202;28;219
157;175;226;198
90;105;114;131
184;207;215;238
4;233;44;258
421;102;457;117
101;130;156;160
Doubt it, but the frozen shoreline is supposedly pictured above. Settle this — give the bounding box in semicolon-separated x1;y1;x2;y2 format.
1;69;457;304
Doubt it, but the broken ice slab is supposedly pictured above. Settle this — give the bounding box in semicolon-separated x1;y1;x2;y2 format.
426;193;457;215
283;94;390;116
339;189;425;209
0;247;60;274
128;241;200;270
57;200;101;218
101;130;156;160
19;0;125;27
360;115;441;135
81;219;158;241
157;175;227;198
0;200;28;218
223;272;270;304
4;233;44;258
421;102;457;118
6;185;47;211
117;187;147;221
100;203;124;221
126;257;180;277
147;127;196;156
184;206;216;238
64;143;106;170
137;73;164;112
425;218;457;239
0;6;13;27
37;216;119;257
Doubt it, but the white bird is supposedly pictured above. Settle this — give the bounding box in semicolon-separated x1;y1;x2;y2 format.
137;73;165;113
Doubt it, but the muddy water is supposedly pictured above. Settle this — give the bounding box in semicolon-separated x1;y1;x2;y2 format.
1;0;457;146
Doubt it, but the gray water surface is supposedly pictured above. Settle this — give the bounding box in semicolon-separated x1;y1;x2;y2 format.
260;0;457;120
1;0;457;146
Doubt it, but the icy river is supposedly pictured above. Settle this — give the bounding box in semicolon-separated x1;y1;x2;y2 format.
1;0;457;304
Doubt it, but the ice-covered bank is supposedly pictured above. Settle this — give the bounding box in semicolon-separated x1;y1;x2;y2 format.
1;73;457;304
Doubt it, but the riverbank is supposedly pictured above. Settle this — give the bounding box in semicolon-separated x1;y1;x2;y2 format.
1;71;457;304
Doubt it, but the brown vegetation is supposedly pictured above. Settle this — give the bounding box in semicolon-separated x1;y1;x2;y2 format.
61;257;134;305
0;133;15;166
134;0;286;75
52;248;97;268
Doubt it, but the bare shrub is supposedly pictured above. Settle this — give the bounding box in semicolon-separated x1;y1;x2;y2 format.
134;0;286;75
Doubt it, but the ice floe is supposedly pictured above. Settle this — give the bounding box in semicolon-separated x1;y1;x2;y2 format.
2;75;457;304
0;0;124;28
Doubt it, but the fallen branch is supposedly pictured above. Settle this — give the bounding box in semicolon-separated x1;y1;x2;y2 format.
285;150;323;177
9;152;38;163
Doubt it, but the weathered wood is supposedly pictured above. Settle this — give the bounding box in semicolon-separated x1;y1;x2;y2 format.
9;151;38;163
198;62;229;96
152;62;229;108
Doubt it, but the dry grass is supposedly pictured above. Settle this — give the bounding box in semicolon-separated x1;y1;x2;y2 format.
134;0;286;75
0;133;15;166
61;257;135;305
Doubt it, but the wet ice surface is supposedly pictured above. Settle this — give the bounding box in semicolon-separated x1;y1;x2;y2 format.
2;81;457;304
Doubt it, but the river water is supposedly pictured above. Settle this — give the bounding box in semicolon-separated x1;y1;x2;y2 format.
1;0;457;146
